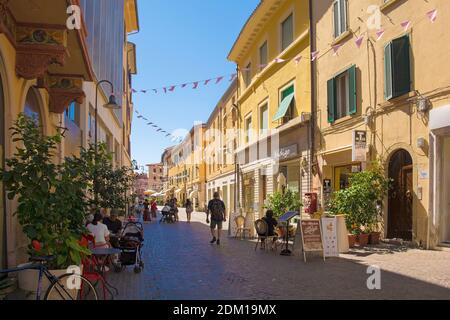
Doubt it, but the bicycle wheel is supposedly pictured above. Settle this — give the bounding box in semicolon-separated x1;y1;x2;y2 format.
44;273;98;300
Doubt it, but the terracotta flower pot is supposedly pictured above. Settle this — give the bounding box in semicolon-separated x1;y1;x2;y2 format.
348;234;357;248
369;232;381;245
357;233;369;246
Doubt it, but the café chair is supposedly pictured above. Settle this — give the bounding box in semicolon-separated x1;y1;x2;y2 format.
234;215;251;239
254;219;278;251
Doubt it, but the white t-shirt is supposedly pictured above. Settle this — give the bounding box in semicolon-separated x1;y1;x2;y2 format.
87;222;110;245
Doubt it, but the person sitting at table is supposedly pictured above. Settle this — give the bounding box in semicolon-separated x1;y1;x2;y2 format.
103;211;122;235
262;210;278;249
87;213;111;248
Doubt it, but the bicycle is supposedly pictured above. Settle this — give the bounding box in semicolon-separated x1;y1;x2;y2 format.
0;255;98;300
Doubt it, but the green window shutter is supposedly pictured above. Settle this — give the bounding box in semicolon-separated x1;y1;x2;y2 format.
348;65;357;115
392;35;411;98
327;78;336;123
384;43;393;100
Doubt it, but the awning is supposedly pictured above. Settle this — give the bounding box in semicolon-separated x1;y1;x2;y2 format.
144;189;156;195
273;93;295;121
174;189;182;194
189;190;198;198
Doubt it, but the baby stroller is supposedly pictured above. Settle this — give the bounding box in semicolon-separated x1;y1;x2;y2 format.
114;222;144;273
160;205;176;223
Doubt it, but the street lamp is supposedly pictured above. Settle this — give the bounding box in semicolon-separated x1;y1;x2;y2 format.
94;80;121;206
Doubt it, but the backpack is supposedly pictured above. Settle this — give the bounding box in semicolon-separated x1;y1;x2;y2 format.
209;199;225;221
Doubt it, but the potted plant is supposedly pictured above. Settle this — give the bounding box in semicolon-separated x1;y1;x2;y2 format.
329;161;391;248
1;115;91;292
266;190;302;238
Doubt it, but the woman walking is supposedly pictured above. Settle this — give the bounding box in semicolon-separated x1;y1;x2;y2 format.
185;199;193;223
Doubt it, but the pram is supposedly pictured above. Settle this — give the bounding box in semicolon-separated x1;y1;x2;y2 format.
114;222;144;273
160;205;176;223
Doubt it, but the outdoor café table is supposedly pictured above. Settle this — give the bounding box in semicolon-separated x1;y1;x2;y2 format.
91;247;121;296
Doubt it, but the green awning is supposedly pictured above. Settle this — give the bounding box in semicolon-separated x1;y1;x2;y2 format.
273;93;295;121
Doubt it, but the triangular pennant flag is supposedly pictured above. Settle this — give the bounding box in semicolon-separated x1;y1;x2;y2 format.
332;43;343;56
274;58;286;63
135;110;139;114
204;79;211;85
166;133;171;137
152;89;157;94
147;122;153;125
137;115;143;119
294;55;302;65
311;51;319;61
401;20;411;31
427;9;437;23
181;83;188;88
169;86;176;92
157;129;162;132
163;87;167;94
259;64;268;70
152;125;158;128
215;76;224;84
230;73;237;81
131;89;137;93
375;29;385;41
192;82;199;89
142;117;148;121
141;90;147;93
355;35;364;48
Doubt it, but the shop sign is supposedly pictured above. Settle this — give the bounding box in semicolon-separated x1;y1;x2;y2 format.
274;144;298;160
300;219;325;262
321;217;339;257
352;130;367;162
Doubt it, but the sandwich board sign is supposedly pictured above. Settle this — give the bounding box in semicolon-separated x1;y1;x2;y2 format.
321;217;339;257
300;219;325;262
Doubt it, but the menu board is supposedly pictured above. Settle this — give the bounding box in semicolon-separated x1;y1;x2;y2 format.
321;217;339;257
300;219;325;262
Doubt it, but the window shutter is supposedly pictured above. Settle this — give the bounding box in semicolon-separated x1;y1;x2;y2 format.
348;65;357;115
384;43;393;100
392;35;411;97
327;78;336;123
333;1;339;38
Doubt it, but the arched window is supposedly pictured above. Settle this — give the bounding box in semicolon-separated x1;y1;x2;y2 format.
24;88;42;127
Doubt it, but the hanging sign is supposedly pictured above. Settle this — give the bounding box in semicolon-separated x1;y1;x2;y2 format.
352;130;367;162
300;219;325;262
321;217;339;257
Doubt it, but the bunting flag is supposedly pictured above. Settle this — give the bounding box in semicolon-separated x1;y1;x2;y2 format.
332;44;343;56
355;35;364;49
132;89;137;93
153;89;157;94
169;86;176;92
311;51;319;61
375;29;385;41
193;82;199;89
204;79;211;85
274;58;286;63
141;90;147;93
427;9;437;23
401;20;411;31
259;64;268;69
294;55;302;65
163;87;167;94
181;83;188;88
215;76;224;84
137;115;143;119
230;73;237;81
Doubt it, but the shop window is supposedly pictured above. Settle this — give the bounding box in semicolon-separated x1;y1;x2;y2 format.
384;35;411;100
334;164;362;191
327;65;357;123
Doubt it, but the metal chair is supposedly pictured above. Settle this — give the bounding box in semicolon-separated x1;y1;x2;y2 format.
234;215;251;239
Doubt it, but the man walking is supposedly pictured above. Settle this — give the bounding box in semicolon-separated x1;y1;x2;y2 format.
206;192;226;245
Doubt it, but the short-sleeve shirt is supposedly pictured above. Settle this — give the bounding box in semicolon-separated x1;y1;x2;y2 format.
103;217;122;234
87;222;110;245
208;199;226;221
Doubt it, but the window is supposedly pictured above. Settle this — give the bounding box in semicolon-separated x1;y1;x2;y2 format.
260;103;269;135
259;41;268;69
65;102;76;122
245;116;252;143
244;63;252;87
327;65;357;123
333;0;348;38
281;13;294;51
273;85;295;125
384;35;411;100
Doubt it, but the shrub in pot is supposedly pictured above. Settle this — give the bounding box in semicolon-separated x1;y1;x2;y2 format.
1;115;91;288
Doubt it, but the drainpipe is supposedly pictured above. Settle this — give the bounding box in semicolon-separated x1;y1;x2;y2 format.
308;0;316;195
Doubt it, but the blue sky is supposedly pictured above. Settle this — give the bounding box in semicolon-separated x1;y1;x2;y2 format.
128;0;259;168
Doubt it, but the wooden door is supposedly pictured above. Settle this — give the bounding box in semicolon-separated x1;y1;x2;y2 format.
388;150;413;240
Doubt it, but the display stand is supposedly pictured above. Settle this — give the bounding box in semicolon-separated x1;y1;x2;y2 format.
300;219;325;262
278;211;300;256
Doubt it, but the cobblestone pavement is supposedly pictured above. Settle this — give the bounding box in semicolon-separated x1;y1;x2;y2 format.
108;209;450;300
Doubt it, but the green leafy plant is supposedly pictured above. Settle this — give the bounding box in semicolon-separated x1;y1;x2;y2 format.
329;161;391;235
1;114;91;269
265;190;302;218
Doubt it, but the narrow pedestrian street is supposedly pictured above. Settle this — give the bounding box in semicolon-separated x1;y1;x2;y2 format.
108;209;450;300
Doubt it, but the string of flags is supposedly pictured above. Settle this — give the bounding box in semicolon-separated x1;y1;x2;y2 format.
134;109;185;143
116;8;437;99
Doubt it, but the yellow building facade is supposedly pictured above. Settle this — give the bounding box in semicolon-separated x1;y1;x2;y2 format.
228;0;312;227
0;0;139;267
311;0;450;248
205;81;238;219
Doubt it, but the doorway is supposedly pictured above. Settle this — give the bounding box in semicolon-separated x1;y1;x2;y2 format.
440;136;450;244
388;149;413;240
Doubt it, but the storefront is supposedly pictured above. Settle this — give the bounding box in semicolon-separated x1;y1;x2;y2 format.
430;105;450;247
206;173;235;218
